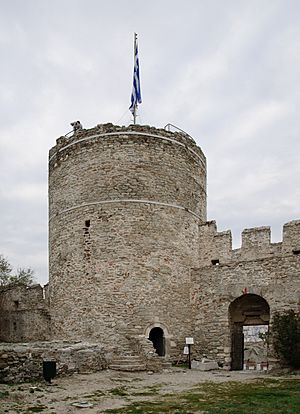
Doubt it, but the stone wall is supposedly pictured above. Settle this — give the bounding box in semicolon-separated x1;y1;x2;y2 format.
198;220;300;265
0;285;50;342
0;341;107;383
49;124;206;219
47;124;300;365
192;220;300;367
48;124;206;355
1;122;298;375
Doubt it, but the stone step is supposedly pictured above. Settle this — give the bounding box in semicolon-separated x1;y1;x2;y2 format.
109;363;146;372
161;361;172;369
109;353;147;372
112;356;143;362
118;351;136;356
110;358;144;364
109;357;145;364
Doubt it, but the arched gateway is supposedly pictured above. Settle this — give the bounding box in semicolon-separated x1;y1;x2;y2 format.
229;294;270;370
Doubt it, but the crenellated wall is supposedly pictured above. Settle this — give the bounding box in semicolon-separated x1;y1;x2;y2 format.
198;221;232;265
282;220;300;253
198;219;300;265
192;219;300;367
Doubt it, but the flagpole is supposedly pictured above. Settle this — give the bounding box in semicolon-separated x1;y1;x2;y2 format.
133;33;137;125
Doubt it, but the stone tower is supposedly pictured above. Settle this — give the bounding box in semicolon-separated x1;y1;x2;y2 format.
48;124;206;353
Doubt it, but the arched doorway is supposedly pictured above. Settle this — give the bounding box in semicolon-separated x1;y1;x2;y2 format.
149;327;165;356
229;294;270;370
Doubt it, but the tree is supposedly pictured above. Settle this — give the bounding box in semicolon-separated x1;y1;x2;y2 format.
0;255;12;286
0;254;35;288
272;310;300;369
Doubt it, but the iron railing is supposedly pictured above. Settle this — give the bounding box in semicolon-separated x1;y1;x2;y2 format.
164;123;193;140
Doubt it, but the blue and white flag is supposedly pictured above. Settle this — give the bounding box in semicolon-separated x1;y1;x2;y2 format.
129;34;142;115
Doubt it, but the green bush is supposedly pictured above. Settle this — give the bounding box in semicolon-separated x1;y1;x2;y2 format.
272;310;300;369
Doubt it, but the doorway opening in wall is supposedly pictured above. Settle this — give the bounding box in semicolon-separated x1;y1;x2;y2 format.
149;327;165;356
229;294;270;371
243;325;269;370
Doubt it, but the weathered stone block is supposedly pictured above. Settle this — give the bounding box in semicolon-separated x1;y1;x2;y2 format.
191;360;219;371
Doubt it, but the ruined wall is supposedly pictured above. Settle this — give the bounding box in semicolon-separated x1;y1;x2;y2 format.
49;124;206;354
192;220;300;366
0;341;107;383
0;285;50;342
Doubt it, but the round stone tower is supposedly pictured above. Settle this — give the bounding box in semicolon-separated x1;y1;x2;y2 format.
48;123;206;354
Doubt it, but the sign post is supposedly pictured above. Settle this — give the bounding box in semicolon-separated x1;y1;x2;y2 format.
185;337;194;369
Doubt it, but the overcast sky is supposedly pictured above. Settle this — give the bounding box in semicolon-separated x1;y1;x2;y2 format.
0;0;299;285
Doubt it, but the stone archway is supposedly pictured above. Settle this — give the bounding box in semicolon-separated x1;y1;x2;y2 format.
148;327;165;356
229;294;270;370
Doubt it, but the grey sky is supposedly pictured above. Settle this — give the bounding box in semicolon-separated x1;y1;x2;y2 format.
0;0;299;285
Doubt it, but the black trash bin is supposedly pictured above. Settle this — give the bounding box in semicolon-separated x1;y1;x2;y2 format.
43;360;56;384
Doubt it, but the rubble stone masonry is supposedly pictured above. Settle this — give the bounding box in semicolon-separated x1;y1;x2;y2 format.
48;124;206;354
193;219;300;365
0;123;299;377
0;284;50;342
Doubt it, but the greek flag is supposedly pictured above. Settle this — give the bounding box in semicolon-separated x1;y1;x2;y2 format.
129;34;142;114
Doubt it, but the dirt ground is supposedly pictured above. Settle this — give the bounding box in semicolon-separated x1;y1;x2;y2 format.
0;368;285;414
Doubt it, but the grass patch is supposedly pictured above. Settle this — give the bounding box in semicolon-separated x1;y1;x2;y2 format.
81;389;106;400
60;389;106;403
110;386;128;397
105;378;300;413
88;389;106;397
172;362;189;369
26;406;47;413
131;384;162;397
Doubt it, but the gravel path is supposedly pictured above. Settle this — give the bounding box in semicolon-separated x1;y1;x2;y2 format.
0;368;280;413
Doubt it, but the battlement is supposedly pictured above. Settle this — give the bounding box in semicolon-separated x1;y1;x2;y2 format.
198;219;300;266
49;123;205;162
241;226;271;249
282;220;300;253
